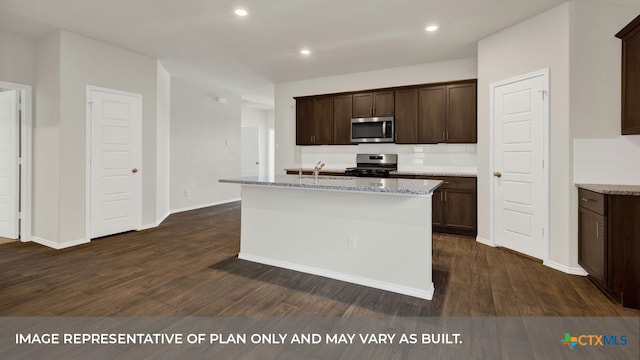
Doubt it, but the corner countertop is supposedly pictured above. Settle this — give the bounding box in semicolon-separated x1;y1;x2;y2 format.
220;175;442;196
576;184;640;196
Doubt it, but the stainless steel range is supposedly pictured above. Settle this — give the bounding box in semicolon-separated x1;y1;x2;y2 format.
345;154;398;178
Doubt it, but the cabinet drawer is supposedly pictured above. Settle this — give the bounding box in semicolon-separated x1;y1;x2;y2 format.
578;189;606;215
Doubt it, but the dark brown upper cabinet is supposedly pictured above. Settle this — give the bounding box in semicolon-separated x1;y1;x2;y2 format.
295;95;333;145
394;88;419;143
352;90;394;117
295;79;476;145
446;82;477;143
418;85;447;143
616;14;640;135
395;80;477;144
333;94;353;145
296;97;315;145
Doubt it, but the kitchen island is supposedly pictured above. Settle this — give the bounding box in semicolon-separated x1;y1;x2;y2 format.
219;175;442;300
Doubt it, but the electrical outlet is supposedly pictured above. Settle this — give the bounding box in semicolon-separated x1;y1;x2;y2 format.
347;234;357;250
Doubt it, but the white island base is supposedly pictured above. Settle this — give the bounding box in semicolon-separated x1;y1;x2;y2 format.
238;184;435;300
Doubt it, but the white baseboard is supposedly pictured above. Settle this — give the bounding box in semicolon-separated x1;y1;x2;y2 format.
238;252;435;300
31;236;90;250
476;236;496;247
543;260;588;276
138;211;171;231
170;198;241;214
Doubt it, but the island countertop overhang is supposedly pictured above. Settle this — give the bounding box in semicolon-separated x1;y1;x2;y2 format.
219;175;443;196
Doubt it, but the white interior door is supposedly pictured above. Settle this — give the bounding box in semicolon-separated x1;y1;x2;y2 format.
492;72;547;260
90;88;142;238
0;90;19;239
241;126;260;177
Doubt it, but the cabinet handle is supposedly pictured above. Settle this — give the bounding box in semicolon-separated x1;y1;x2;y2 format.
442;131;446;140
596;221;599;238
440;192;443;201
581;198;595;203
444;192;447;202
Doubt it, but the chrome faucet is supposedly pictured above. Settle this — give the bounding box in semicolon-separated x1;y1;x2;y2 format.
312;161;325;180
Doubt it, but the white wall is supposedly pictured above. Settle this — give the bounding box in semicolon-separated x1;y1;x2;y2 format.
570;0;638;140
0;29;36;85
478;0;640;272
574;136;640;184
29;30;163;246
274;58;478;173
156;61;171;224
33;31;61;242
170;78;241;212
57;30;160;243
478;3;572;269
570;0;640;183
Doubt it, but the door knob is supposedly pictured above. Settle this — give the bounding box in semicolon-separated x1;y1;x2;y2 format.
493;171;502;178
132;168;138;173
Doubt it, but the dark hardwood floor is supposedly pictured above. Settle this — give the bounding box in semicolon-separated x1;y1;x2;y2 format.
0;202;638;317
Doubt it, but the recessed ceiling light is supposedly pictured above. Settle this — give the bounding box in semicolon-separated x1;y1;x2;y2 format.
234;8;248;16
425;25;439;32
300;49;311;56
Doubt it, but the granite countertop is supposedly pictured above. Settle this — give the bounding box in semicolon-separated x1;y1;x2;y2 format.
576;184;640;196
283;168;477;177
220;175;442;196
390;169;477;177
284;168;347;174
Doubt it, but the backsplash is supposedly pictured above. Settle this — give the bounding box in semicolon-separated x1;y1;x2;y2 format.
300;143;477;172
574;136;640;185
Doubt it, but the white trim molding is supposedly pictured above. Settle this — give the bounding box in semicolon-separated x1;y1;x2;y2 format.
239;253;435;300
138;211;171;231
476;236;496;247
170;198;241;214
31;236;90;250
543;260;588;276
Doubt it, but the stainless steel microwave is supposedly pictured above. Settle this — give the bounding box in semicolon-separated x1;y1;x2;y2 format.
350;117;394;143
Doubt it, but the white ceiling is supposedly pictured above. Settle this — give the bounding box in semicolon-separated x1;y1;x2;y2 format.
1;0;625;108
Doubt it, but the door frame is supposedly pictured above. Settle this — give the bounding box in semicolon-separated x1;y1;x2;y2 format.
85;85;143;241
489;68;549;261
0;81;32;242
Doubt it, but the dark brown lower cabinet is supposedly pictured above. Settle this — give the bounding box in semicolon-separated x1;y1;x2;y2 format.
428;177;477;237
404;175;477;237
578;206;607;288
578;187;640;309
